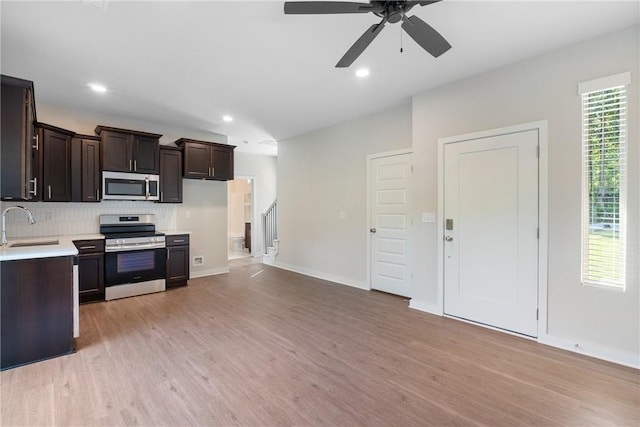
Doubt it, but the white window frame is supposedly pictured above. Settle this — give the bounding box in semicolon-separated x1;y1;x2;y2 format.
578;72;630;291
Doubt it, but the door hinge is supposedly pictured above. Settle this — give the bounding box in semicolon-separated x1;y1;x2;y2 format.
537;227;540;239
536;146;540;158
411;164;414;172
536;309;539;320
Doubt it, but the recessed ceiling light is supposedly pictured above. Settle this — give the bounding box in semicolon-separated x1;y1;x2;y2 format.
223;115;234;122
88;83;107;93
355;68;370;78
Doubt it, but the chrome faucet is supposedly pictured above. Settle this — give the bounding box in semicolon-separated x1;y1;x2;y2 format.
1;206;36;246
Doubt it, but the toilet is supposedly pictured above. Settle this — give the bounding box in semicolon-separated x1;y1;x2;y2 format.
230;234;245;251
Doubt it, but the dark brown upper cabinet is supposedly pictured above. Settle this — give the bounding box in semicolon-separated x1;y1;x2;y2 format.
174;138;235;181
95;125;161;174
1;75;37;201
36;123;74;202
159;146;183;203
71;135;101;202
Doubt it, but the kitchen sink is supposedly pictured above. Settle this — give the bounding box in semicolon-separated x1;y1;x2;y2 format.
9;239;59;248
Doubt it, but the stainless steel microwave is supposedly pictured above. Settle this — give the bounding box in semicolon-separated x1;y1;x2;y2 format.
102;171;160;201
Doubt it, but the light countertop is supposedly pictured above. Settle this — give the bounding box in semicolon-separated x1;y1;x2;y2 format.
0;234;107;261
0;231;190;261
0;236;80;262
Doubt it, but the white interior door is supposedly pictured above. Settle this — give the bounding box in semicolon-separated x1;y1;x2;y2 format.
443;130;539;337
370;153;412;297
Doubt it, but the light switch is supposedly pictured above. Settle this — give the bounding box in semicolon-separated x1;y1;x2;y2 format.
422;212;436;223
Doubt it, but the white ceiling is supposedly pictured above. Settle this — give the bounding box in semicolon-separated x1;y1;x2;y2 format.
2;1;638;156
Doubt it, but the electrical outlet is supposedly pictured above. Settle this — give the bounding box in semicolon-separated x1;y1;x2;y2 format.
185;211;191;219
339;210;347;219
44;211;53;222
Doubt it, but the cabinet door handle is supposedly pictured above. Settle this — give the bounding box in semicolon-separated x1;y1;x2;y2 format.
167;249;170;260
29;177;37;197
80;246;96;250
134;160;137;171
173;239;185;243
211;167;215;177
129;159;133;171
97;188;100;200
48;185;52;200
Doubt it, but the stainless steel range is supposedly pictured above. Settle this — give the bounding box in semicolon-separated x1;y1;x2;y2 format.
100;214;166;301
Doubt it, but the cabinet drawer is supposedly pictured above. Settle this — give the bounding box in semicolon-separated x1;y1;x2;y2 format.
73;239;105;254
166;234;189;247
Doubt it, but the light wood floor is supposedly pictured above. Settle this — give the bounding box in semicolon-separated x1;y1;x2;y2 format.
2;261;638;426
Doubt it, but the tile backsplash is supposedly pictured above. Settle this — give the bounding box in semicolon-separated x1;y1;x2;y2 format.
0;201;177;238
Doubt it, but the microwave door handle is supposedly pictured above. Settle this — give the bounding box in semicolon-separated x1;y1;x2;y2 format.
145;176;150;199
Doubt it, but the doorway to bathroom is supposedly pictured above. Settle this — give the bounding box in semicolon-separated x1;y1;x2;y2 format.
227;178;254;260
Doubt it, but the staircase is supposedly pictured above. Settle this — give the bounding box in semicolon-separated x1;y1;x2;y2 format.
262;200;278;264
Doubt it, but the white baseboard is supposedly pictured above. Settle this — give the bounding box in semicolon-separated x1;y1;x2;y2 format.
189;266;230;279
538;333;639;369
272;261;369;291
409;300;638;369
408;299;442;316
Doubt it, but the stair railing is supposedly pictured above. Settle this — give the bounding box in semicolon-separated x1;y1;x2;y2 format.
262;200;277;254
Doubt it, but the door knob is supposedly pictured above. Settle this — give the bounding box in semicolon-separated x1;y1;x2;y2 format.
370;228;377;233
445;235;453;241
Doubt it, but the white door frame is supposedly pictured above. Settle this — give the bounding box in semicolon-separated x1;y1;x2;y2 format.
366;148;413;292
437;121;549;338
229;174;257;256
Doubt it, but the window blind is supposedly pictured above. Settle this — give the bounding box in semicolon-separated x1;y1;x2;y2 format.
580;73;629;290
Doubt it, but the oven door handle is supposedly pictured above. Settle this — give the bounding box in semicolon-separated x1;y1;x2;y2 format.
105;243;165;252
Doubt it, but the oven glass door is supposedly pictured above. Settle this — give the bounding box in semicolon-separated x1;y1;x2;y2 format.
105;248;166;286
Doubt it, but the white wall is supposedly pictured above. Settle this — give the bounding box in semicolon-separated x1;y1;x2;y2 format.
234;151;277;254
277;102;412;287
176;180;228;277
410;26;639;365
228;179;251;237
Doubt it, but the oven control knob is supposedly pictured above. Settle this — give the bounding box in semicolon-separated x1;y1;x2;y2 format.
151;237;157;242
117;239;124;245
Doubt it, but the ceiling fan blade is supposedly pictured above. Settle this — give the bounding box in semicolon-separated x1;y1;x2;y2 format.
406;1;442;6
401;15;451;58
284;2;373;14
336;20;386;68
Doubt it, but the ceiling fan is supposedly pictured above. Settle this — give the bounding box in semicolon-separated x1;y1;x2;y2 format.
283;1;451;68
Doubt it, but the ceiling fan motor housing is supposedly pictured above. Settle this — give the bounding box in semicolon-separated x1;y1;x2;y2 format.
384;2;407;23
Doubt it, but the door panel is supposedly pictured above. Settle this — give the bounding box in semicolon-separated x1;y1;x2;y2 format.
370;153;412;297
101;131;132;172
444;130;539;337
134;136;159;174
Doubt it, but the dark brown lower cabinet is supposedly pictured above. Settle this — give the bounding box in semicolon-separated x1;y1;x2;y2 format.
73;239;105;303
166;234;189;289
1;256;74;370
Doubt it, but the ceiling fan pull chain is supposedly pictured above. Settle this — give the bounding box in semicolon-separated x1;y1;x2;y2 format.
400;26;404;53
